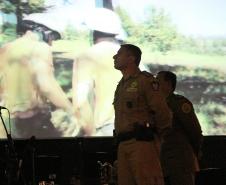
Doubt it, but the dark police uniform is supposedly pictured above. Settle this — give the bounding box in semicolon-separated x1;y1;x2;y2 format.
160;93;203;185
113;70;172;185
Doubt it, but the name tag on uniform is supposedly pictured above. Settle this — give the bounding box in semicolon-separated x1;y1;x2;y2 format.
126;81;138;92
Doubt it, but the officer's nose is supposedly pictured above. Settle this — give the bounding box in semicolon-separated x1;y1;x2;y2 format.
113;54;117;59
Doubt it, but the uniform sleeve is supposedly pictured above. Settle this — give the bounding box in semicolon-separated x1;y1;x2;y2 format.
143;76;172;134
174;98;203;155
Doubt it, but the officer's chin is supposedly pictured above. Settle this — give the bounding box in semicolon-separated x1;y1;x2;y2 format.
114;64;120;70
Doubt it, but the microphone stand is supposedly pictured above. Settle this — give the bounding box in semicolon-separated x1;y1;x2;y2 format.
22;135;36;185
0;109;20;185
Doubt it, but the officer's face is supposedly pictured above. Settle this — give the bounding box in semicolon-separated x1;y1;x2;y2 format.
113;47;131;70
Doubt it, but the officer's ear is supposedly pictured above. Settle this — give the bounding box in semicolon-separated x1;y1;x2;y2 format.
128;55;136;64
167;81;174;92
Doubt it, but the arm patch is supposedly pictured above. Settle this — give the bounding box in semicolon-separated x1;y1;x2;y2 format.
181;102;192;113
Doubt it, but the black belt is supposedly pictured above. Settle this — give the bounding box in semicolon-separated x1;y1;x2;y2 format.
117;125;155;143
117;131;135;143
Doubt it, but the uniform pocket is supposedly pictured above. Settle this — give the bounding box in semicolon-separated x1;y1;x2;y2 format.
123;92;138;113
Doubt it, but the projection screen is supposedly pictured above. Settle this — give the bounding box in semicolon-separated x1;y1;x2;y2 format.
0;0;226;138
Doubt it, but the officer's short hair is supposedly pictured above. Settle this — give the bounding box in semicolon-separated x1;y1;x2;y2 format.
18;20;61;43
158;71;177;91
121;44;142;66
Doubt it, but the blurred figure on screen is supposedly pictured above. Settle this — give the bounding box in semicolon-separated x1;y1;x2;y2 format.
73;8;148;136
0;20;77;138
72;8;125;136
156;71;203;185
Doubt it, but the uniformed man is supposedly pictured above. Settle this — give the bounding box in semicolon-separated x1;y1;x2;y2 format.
0;20;75;138
156;71;203;185
113;44;172;185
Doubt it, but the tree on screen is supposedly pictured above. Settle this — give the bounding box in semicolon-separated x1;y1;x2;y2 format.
0;0;48;34
116;6;179;53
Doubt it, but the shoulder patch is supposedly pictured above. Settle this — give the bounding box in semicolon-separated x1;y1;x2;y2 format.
181;102;192;113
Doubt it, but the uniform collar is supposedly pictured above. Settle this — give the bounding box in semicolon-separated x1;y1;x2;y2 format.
166;92;175;101
122;69;141;81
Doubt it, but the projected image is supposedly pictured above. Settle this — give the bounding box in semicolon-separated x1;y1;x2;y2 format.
0;0;226;138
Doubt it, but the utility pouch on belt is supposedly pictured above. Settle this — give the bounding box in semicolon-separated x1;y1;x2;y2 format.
134;122;154;141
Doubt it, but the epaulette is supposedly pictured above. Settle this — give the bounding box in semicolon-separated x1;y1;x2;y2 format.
174;94;192;104
141;71;158;90
174;94;186;100
141;71;153;77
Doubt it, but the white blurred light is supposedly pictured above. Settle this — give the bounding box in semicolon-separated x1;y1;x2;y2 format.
84;8;123;35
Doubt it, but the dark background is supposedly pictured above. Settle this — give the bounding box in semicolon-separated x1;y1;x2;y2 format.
0;136;226;185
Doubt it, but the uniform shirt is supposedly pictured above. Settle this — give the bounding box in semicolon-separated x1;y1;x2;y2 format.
160;93;203;175
113;70;172;135
166;93;202;154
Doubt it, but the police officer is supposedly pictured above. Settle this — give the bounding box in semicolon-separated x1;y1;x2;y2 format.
113;44;172;185
0;20;74;138
156;71;203;185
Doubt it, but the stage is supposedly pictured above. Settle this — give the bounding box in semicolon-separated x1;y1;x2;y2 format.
0;136;226;185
